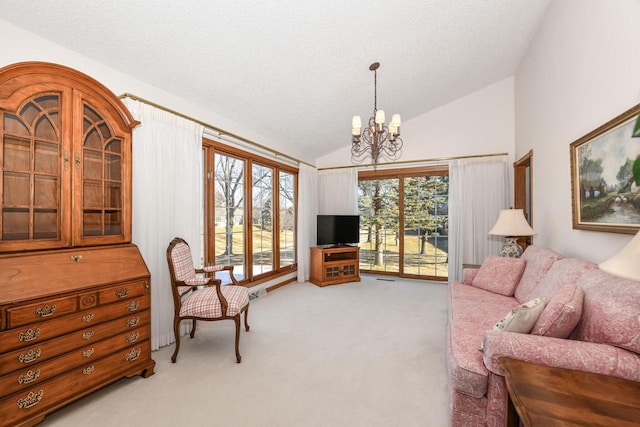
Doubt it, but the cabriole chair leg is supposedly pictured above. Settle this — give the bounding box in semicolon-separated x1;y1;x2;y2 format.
190;319;197;338
234;315;241;363
171;317;181;363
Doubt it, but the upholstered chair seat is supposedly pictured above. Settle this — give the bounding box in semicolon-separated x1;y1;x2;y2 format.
179;286;249;318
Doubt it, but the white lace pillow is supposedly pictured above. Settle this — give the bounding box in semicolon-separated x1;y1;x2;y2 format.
494;297;548;333
479;297;548;351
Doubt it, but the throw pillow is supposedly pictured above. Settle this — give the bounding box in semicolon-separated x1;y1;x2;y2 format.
478;297;548;351
493;297;548;333
531;283;584;338
471;256;526;296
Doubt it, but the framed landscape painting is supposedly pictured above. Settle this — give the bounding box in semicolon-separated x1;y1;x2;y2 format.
570;103;640;234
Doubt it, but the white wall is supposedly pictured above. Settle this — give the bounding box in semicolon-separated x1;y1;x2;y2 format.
316;77;516;177
0;20;314;165
515;0;640;263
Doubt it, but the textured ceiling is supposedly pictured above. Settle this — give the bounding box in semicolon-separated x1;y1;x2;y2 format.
1;0;551;163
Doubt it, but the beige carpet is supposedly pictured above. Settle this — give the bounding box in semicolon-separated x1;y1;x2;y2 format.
41;276;449;426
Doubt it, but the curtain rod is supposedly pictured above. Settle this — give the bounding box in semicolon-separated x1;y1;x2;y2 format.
119;93;508;172
119;92;315;168
317;152;509;171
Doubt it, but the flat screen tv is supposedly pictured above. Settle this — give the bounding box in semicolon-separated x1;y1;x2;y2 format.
317;215;360;247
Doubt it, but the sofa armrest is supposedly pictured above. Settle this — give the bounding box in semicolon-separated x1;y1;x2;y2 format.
462;266;480;286
482;330;640;382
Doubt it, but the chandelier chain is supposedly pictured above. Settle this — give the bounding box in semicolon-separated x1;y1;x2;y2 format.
373;68;377;116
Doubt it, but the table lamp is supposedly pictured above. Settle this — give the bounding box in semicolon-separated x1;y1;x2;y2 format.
489;208;536;258
598;231;640;281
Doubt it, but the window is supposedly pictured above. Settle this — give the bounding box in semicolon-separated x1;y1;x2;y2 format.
279;171;296;268
358;167;449;280
252;164;273;276
204;139;297;285
212;152;246;279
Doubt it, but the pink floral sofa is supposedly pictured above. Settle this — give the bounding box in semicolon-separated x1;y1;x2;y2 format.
447;245;640;426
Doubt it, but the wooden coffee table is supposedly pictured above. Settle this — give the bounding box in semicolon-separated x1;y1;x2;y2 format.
499;357;640;426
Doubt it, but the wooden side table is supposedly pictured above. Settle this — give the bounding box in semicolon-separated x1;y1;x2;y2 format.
499;357;640;427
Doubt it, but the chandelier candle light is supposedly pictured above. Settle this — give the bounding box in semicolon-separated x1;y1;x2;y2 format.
351;62;403;164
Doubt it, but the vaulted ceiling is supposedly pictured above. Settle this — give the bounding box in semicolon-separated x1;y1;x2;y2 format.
1;0;551;163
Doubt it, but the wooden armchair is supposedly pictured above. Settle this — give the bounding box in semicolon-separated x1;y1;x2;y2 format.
166;237;249;363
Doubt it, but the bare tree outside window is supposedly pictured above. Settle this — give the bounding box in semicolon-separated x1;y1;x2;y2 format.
214;153;245;277
205;142;298;285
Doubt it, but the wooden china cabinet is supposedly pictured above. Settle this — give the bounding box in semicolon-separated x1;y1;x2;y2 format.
0;62;155;426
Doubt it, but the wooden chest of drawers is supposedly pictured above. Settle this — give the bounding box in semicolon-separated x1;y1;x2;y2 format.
0;244;156;427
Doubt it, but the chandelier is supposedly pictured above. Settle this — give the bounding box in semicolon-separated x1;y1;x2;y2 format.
351;62;403;164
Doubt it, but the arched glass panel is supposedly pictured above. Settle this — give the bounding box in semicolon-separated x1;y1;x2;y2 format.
1;94;61;241
82;103;122;237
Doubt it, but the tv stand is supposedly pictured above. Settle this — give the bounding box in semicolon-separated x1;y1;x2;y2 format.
310;246;360;287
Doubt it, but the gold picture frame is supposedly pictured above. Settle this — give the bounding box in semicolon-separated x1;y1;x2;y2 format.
570;103;640;234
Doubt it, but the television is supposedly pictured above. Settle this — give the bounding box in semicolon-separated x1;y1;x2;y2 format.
317;215;360;247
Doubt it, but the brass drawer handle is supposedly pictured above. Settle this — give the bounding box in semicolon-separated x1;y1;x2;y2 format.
16;390;43;409
82;313;95;323
18;369;40;384
82;348;95;358
70;254;83;262
126;332;140;343
126;316;140;328
18;328;41;342
35;304;56;318
125;348;141;362
82;331;95;340
116;288;130;298
19;348;42;364
126;301;140;312
82;365;95;375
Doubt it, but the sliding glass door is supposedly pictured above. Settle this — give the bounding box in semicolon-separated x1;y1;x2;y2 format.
358;167;449;280
358;178;399;273
402;175;449;278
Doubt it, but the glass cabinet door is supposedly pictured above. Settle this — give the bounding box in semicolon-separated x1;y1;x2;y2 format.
77;102;128;244
1;93;69;250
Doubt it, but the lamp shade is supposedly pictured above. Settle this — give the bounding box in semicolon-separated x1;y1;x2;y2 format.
489;209;536;237
599;231;640;281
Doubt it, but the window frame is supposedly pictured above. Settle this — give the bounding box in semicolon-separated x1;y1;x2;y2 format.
203;138;298;286
358;165;449;281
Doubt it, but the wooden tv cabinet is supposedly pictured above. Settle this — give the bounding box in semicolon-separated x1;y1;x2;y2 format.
310;246;361;287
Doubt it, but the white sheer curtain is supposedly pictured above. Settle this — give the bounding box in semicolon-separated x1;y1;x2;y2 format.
123;98;204;351
448;155;509;282
297;164;318;282
318;168;358;214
